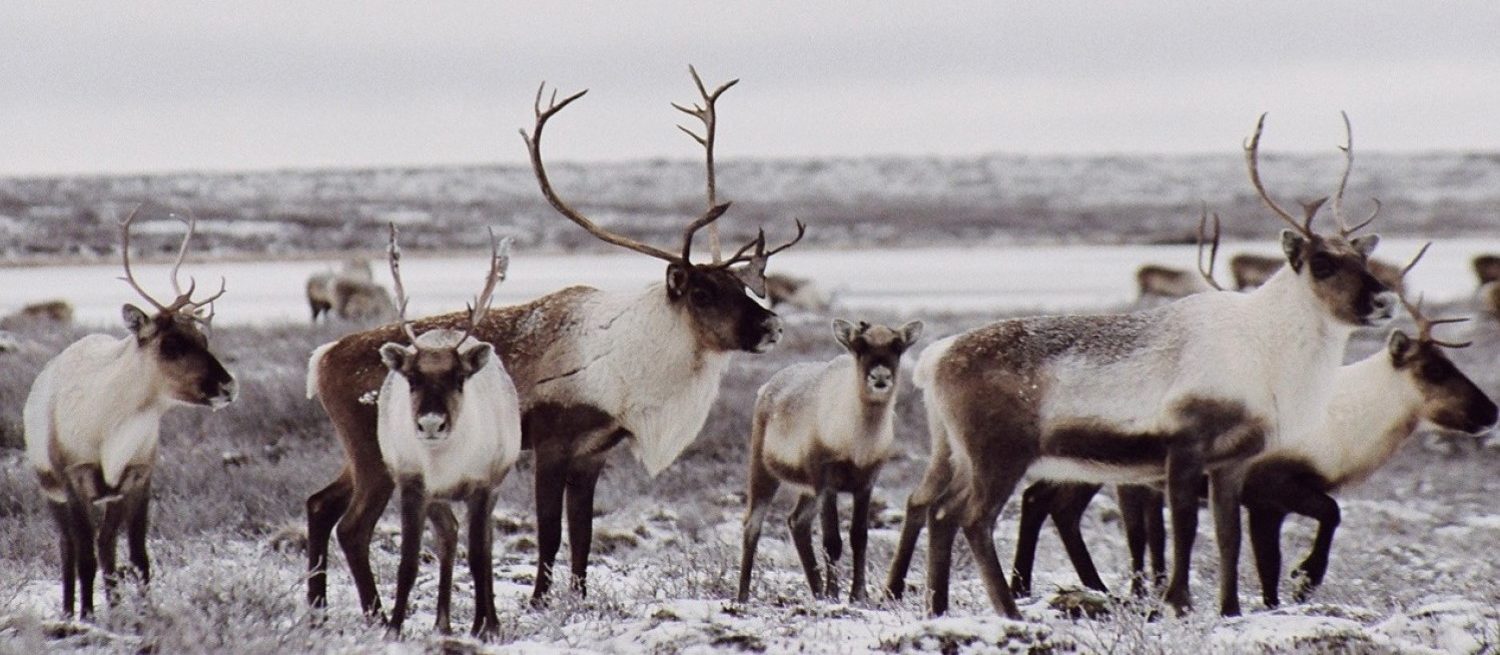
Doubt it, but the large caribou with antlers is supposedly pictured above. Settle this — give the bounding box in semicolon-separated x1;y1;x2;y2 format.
304;68;804;616
886;113;1397;618
24;207;237;618
1006;244;1497;608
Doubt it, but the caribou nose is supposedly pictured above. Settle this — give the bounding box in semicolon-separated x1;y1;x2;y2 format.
1368;291;1398;324
210;378;238;410
416;413;447;438
755;316;784;353
868;366;894;392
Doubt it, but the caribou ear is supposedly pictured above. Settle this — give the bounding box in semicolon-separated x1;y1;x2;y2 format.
122;304;153;340
461;343;494;377
1351;234;1380;259
832;319;858;351
1281;229;1308;273
666;263;690;300
899;320;925;347
379;342;413;372
1387;330;1416;367
735;259;769;298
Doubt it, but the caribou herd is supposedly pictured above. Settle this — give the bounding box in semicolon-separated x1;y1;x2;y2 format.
17;69;1500;639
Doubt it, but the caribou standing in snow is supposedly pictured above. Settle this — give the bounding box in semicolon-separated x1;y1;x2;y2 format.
312;226;521;638
1008;245;1498;607
736;319;922;603
303;68;805;616
23;208;236;618
885;113;1397;618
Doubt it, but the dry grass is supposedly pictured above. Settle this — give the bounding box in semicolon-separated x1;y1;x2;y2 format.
1;301;1498;653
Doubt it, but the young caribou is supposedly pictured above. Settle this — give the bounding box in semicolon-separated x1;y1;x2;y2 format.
334;225;520;637
1008;248;1499;608
23;207;236;618
737;319;923;603
304;67;804;616
886;113;1397;618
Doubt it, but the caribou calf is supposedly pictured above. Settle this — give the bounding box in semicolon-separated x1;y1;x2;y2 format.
23;208;235;618
737;319;922;603
309;227;521;638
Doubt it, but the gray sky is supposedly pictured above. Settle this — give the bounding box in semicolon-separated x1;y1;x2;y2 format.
3;2;1497;176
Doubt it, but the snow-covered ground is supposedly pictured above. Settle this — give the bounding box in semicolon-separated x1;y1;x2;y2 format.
3;237;1495;326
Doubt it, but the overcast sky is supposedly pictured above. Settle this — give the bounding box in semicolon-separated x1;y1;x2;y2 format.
2;2;1497;176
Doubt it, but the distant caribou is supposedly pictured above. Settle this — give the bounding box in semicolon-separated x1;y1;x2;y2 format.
765;273;833;312
2;300;74;328
23;207;237;619
306;257;395;322
303;68;805;617
737;318;922;603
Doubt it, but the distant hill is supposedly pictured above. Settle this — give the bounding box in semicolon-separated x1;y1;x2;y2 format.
2;152;1497;261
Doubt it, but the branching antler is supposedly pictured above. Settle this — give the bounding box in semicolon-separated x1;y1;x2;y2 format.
521;84;681;263
673;65;739;263
520;71;804;284
1195;206;1224;291
456;228;512;348
1397;242;1472;348
119;203;226;318
1331;111;1381;237
386;223;419;345
1244;114;1314;237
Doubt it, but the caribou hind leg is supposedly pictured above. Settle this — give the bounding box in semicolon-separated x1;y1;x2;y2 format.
787;493;822;597
426;503;459;635
467;488;500;639
737;458;780;603
306;470;353;608
47;501;77;617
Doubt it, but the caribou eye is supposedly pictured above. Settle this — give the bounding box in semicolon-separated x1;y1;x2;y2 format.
1309;254;1336;279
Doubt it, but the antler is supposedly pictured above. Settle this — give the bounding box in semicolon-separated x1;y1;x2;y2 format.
673;65;738;263
520;73;805;276
520;83;681;263
455;228;512;349
119;204;226;317
1396;242;1472;348
1195;206;1225;291
386;223;420;345
1244;113;1315;237
1331;111;1381;237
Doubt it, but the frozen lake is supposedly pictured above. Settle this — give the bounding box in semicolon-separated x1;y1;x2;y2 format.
2;238;1496;327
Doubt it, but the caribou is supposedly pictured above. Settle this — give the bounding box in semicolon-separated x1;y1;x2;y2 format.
308;226;522;638
303;68;805;616
736;319;922;603
306;257;395;323
23;207;236;619
885;113;1396;618
1008;245;1497;608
